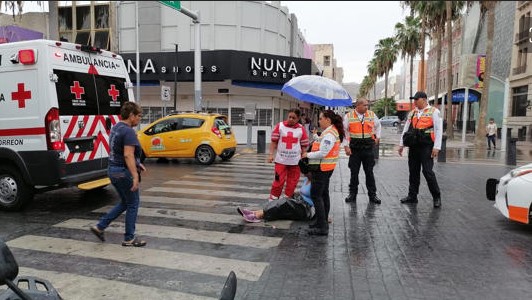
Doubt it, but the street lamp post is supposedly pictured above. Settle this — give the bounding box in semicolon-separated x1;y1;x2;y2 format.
173;43;178;112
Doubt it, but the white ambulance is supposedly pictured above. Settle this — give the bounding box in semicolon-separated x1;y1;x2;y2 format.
0;40;134;211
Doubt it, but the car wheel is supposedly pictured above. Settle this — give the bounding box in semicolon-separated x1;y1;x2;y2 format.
195;145;216;165
220;152;235;161
0;166;34;211
393;122;398;127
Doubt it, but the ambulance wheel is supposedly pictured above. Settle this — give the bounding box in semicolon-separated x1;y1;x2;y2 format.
195;145;216;165
0;166;33;211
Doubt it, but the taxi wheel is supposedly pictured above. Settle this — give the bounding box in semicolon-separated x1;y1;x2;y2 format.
195;145;216;165
0;166;34;211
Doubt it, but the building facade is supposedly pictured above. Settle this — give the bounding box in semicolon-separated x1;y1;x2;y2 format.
117;1;314;143
310;44;343;83
508;1;532;141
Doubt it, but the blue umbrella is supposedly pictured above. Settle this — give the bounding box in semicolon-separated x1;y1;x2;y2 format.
281;75;353;107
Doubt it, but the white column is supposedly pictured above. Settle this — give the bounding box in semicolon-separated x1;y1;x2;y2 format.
461;89;469;143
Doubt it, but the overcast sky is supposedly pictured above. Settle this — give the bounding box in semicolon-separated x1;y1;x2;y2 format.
6;1;408;84
281;1;408;84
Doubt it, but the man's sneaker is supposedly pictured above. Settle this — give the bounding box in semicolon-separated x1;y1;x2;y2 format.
243;213;261;223
345;194;356;203
400;195;418;204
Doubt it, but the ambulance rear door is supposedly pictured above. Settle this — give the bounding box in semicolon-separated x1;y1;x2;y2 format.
50;44;130;179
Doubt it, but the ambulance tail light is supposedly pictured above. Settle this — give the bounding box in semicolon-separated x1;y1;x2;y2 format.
211;127;222;138
45;108;65;151
19;49;36;65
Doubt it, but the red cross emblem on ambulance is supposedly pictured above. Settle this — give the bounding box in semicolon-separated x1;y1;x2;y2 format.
108;85;120;101
11;83;32;108
70;81;85;99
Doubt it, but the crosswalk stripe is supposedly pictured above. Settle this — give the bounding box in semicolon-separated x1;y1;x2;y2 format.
163;180;271;191
210;164;273;170
145;187;268;199
92;206;293;229
181;175;272;185
55;219;282;249
17;267;215;300
141;195;255;208
8;235;268;281
190;171;272;179
215;161;270;167
180;175;303;186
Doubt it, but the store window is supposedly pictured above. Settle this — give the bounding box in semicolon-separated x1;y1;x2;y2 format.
252;109;272;126
231;108;246;126
59;2;111;50
323;56;331;67
511;86;529;117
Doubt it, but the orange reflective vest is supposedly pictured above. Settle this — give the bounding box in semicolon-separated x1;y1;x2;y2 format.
348;110;376;140
408;106;435;142
309;126;340;172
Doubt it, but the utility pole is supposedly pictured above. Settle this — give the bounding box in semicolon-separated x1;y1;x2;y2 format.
173;43;178;112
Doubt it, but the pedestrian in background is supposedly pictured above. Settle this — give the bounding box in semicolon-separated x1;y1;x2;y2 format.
302;110;345;236
486;118;497;150
398;91;442;208
268;108;309;201
343;98;382;204
91;102;147;247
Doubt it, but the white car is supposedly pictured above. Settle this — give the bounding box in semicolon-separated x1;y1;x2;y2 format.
486;163;532;224
379;115;400;127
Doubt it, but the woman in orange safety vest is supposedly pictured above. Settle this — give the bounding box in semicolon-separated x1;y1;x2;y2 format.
301;110;345;236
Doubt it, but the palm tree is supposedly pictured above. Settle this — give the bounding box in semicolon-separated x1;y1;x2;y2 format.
402;1;431;92
395;15;421;109
474;1;499;146
367;58;379;100
0;1;24;19
374;37;398;100
445;1;465;139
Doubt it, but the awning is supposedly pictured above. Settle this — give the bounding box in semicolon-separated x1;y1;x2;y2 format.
428;88;482;103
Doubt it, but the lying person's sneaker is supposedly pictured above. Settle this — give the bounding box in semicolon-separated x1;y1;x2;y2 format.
122;237;147;247
243;213;261;223
90;226;105;242
237;207;254;217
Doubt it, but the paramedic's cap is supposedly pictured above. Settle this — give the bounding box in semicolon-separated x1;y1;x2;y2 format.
409;91;427;100
298;158;310;174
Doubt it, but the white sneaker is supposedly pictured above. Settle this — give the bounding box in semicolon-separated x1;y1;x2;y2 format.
268;195;279;202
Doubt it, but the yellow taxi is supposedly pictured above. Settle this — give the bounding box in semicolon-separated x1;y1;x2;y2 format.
138;112;237;165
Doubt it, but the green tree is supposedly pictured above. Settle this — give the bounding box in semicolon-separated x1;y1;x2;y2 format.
372;97;397;118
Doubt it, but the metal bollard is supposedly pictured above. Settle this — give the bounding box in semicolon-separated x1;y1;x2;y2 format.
506;138;517;166
257;130;266;154
437;135;447;162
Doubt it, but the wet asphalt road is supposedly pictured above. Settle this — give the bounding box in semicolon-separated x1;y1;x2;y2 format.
1;129;531;299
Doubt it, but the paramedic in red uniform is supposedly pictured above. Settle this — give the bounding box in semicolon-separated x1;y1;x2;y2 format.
268;108;309;201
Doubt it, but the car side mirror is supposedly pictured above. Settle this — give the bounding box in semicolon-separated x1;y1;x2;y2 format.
0;239;19;285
